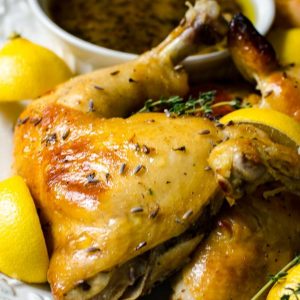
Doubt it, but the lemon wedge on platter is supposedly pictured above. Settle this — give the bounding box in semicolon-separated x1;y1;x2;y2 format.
268;28;300;65
0;37;72;102
0;176;49;283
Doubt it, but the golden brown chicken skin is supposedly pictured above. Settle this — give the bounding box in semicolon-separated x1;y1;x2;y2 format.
228;14;300;122
14;1;230;299
14;107;222;299
172;192;300;300
172;124;300;300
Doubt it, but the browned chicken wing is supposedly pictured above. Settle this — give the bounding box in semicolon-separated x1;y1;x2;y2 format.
209;124;300;202
228;14;300;122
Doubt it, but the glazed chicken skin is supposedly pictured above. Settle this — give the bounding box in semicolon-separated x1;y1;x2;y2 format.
172;124;300;300
14;3;300;300
209;124;300;201
172;192;300;300
14;1;229;299
15;108;222;299
228;14;300;121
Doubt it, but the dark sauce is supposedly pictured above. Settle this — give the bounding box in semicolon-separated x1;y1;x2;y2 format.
50;0;241;54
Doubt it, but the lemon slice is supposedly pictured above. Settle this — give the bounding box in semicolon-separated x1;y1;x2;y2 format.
268;28;300;65
0;37;72;101
267;263;300;300
220;108;300;148
0;176;49;283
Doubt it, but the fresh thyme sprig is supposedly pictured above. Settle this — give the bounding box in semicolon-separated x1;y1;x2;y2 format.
138;91;216;115
251;255;300;300
138;91;249;117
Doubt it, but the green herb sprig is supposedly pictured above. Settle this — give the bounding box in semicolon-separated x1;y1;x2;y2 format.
138;91;249;117
251;255;300;300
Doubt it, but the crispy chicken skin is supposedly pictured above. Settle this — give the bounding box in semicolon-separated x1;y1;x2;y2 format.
14;109;221;298
172;124;300;300
172;192;300;300
228;14;300;121
14;1;228;299
15;4;300;300
209;124;300;201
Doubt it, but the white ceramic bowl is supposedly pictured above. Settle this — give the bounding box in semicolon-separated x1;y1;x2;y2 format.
28;0;275;75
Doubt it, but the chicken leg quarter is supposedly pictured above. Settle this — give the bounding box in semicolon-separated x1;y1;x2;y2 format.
14;1;228;299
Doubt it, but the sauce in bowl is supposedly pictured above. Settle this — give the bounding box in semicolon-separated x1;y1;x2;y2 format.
50;0;254;54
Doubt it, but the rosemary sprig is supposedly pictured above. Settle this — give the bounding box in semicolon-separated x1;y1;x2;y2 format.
138;91;248;117
251;255;300;300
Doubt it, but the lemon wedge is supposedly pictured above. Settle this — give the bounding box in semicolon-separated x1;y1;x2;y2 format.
268;28;300;65
267;263;300;300
0;176;49;283
220;108;300;148
0;37;72;101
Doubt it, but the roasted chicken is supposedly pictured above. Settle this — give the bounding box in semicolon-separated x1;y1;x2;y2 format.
172;124;300;300
228;13;300;121
13;2;300;300
14;1;229;299
172;192;300;300
171;14;300;300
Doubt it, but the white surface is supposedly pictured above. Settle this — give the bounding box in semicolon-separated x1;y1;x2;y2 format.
0;273;51;300
0;102;23;181
252;0;276;34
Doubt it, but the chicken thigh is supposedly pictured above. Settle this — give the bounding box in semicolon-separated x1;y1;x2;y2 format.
14;1;228;299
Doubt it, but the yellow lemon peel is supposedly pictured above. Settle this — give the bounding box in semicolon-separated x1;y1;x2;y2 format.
0;38;72;101
220;108;300;148
0;176;49;283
